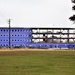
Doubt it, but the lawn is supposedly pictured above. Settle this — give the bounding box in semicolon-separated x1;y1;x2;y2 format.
0;49;75;75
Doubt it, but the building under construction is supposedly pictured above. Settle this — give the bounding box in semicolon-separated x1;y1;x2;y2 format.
0;27;75;49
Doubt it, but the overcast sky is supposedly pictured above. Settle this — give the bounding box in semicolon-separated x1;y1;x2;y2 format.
0;0;74;28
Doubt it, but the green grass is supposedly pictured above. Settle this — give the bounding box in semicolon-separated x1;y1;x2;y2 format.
0;50;75;75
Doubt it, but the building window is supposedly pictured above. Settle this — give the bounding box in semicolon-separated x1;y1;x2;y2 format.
26;40;28;42
12;40;14;41
20;30;22;31
6;44;8;46
26;30;27;32
12;35;14;36
20;45;22;47
1;30;2;31
4;30;5;31
4;44;5;46
12;44;14;46
0;44;2;46
29;35;31;37
6;35;8;36
6;40;8;41
12;30;14;32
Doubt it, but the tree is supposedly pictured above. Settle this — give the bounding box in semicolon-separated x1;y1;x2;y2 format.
69;15;75;21
71;0;75;3
69;0;75;22
72;5;75;10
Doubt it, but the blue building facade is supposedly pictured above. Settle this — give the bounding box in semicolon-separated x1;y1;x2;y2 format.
0;28;32;48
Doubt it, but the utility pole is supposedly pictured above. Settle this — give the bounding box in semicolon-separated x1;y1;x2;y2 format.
8;19;11;48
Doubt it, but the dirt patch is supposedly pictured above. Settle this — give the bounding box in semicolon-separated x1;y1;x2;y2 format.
0;48;75;52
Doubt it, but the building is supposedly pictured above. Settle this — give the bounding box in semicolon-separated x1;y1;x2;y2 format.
0;27;75;48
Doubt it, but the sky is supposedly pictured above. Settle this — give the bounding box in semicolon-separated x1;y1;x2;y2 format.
0;0;74;28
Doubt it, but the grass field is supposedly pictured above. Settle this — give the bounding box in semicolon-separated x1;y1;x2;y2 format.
0;49;75;75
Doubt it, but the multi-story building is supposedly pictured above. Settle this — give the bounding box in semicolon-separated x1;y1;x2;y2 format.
0;27;75;48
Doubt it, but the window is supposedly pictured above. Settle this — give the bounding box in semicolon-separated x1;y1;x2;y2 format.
12;35;14;36
26;40;28;42
20;45;22;46
6;35;8;36
12;44;14;46
12;30;14;32
6;44;8;46
29;35;31;37
4;44;5;46
6;40;8;41
4;30;5;31
12;40;14;41
26;30;27;32
20;30;22;31
1;30;2;31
